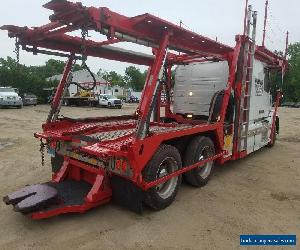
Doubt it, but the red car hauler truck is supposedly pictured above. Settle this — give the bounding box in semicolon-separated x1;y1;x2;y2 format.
2;0;288;219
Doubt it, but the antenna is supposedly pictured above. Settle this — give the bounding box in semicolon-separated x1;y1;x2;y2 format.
262;0;269;47
243;0;249;35
284;31;289;58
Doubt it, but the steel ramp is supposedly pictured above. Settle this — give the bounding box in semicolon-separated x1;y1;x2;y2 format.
3;180;110;219
3;184;58;213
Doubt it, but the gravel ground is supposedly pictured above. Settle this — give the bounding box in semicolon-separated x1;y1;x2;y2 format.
0;105;299;250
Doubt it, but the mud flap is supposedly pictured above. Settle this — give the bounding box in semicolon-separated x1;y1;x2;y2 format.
111;175;144;214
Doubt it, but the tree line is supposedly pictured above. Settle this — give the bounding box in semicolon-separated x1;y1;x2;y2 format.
0;57;147;102
282;42;300;102
97;66;147;92
0;42;299;102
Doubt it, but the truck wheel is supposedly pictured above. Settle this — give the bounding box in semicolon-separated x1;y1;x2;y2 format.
51;153;64;173
143;144;182;210
108;102;111;108
184;136;215;187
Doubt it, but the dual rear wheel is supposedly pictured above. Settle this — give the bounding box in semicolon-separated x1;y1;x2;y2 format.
143;136;215;210
50;136;215;211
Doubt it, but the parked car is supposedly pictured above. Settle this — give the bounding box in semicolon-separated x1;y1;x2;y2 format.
0;87;23;108
281;102;295;107
22;93;37;106
98;94;122;109
293;102;300;108
127;95;139;103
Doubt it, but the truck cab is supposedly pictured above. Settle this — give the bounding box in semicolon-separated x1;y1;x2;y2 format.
98;94;122;109
174;61;229;119
173;59;278;156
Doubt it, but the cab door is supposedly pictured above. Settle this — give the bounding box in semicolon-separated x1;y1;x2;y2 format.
99;95;108;106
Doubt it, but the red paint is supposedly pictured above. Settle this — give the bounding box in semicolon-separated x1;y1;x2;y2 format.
270;90;282;144
49;55;74;122
30;199;110;219
141;152;225;190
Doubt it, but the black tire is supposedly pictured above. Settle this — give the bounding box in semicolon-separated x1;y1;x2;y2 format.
108;102;111;108
143;144;182;210
51;153;64;173
184;136;215;187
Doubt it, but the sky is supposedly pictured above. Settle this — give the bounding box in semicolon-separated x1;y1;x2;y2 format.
0;0;299;74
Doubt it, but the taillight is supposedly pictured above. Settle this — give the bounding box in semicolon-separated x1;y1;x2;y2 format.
115;159;127;172
115;159;122;170
50;141;57;149
110;157;132;177
121;160;127;172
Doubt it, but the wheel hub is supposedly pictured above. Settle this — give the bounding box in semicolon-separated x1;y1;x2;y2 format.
156;157;178;199
197;146;213;179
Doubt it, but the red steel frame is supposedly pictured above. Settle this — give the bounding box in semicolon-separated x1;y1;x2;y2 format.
1;0;288;218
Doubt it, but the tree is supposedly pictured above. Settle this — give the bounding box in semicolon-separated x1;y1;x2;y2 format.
124;66;147;91
97;69;124;86
0;57;83;103
97;68;109;80
283;42;300;101
107;71;124;86
98;66;147;90
271;43;300;102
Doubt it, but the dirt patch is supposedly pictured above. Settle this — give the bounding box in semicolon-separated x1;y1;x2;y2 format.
34;109;49;114
0;139;15;150
278;136;300;143
0;105;299;250
271;192;300;202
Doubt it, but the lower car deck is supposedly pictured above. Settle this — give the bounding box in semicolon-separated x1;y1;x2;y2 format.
40;116;204;153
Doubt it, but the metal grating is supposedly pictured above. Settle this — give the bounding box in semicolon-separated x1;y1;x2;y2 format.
84;123;193;142
87;128;136;142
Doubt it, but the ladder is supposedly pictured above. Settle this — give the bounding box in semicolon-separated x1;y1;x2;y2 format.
238;5;257;152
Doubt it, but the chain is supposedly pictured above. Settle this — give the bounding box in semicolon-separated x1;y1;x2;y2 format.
81;27;88;66
39;139;48;166
14;36;20;64
73;27;97;91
